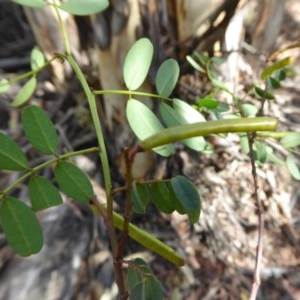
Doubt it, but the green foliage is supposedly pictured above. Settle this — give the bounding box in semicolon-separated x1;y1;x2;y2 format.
30;47;45;70
22;105;59;154
196;97;219;109
127;258;163;300
2;2;300;298
59;0;109;16
123;38;154;90
286;155;300;180
280;132;300;148
0;79;9;94
12;0;46;8
253;86;275;100
54;161;94;202
171;176;201;222
131;182;149;214
12;77;37;107
159;102;206;151
126;99;173;156
0;131;28;170
261;57;292;80
156;59;180;97
0;197;43;256
29;175;63;211
150;181;175;214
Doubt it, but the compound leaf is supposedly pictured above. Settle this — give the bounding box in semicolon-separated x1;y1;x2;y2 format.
29;175;63;211
60;0;109;15
123;38;153;90
0;197;43;256
54;160;94;202
0;131;28;170
22;105;59;154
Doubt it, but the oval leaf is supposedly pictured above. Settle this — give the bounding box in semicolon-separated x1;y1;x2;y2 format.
0;197;43;256
253;86;275;100
123;38;153;90
0;79;10;94
267;76;280;89
127;265;144;300
186;55;206;73
29;175;63;211
173;98;206;123
241;103;258;117
60;0;109;16
0;131;28;170
239;133;250;155
54;161;94;202
126;99;173;156
12;0;46;8
196;97;219;109
266;146;284;166
280;132;300;148
286;155;300;180
187;202;201;224
131;182;149;214
156;59;179;97
144;277;164;300
150;181;175;214
167;183;186;214
22;105;59;154
171;176;200;212
12;77;37;107
255;141;267;165
30;47;45;70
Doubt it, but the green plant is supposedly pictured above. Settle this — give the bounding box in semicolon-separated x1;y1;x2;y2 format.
0;1;299;299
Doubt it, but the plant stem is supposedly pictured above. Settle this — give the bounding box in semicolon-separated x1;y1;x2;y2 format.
93;89;171;101
52;6;127;296
116;149;133;261
52;2;71;55
65;55;126;296
248;133;264;300
1;147;99;197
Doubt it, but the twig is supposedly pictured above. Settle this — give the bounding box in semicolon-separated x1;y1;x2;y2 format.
114;148;135;300
248;132;264;300
116;148;133;261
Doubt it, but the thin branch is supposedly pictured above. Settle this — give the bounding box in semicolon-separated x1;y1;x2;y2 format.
248;132;265;300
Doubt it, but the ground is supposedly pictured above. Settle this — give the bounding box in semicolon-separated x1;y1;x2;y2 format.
0;1;300;300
